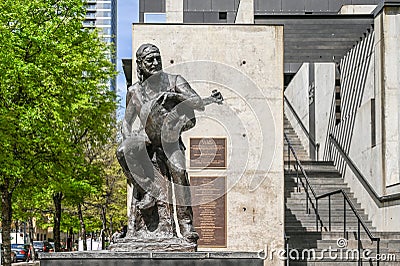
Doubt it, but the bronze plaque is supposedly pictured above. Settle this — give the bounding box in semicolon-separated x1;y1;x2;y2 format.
191;176;226;248
189;137;226;168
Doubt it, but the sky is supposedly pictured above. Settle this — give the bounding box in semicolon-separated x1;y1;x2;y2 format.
116;0;139;118
116;1;166;118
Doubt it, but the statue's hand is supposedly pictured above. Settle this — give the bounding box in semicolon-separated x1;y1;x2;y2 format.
156;91;178;106
210;89;223;105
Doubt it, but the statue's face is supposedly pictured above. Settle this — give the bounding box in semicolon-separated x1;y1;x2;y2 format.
141;52;162;78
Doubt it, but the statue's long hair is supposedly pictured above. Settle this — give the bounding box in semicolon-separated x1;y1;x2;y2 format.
136;43;160;84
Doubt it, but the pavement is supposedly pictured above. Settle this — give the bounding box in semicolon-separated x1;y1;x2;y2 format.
11;261;40;266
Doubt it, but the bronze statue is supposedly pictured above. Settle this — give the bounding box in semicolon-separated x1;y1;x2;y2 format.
112;44;223;251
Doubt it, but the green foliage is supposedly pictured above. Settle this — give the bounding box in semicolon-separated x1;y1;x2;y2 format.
0;0;119;256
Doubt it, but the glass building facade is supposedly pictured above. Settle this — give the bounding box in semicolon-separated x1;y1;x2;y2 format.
84;0;117;91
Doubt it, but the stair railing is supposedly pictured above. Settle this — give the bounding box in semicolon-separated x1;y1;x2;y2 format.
284;96;320;160
285;133;380;266
284;133;323;230
328;134;400;207
316;189;380;266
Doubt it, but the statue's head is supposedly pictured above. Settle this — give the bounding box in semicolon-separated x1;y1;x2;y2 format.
136;43;163;82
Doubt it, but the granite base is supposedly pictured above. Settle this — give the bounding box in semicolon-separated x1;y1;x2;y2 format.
39;251;263;266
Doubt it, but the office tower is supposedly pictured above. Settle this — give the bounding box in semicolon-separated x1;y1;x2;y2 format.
84;0;117;91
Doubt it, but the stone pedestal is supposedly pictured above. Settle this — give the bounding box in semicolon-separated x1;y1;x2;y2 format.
39;251;263;266
108;237;196;252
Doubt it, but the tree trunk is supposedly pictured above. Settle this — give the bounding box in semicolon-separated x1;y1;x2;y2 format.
1;180;13;266
110;214;113;234
53;192;63;252
100;206;107;250
77;203;87;251
28;218;36;261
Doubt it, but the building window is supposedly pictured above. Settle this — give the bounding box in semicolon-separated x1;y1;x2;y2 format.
219;12;227;20
144;13;166;23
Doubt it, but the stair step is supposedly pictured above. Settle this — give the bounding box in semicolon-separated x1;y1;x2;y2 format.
285;231;400;240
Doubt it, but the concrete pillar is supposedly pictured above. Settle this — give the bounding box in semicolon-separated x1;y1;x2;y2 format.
166;0;183;23
339;5;377;14
374;4;400;191
235;0;254;24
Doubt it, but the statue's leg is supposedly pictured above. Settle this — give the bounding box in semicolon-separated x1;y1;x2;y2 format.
163;142;199;243
117;137;156;210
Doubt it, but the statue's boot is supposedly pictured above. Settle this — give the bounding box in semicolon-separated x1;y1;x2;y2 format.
176;206;199;242
175;185;199;242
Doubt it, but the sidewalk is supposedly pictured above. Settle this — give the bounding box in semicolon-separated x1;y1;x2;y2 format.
12;261;40;266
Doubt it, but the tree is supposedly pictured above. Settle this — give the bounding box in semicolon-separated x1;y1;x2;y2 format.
75;127;127;250
0;0;116;263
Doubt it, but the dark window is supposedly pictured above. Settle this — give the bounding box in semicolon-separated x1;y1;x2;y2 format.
371;99;376;147
219;12;227;20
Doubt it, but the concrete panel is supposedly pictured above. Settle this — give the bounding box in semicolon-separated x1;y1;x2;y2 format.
144;0;165;13
306;0;329;12
40;252;263;266
282;0;305;12
256;0;281;12
132;24;284;261
183;12;204;23
140;0;145;12
352;0;379;4
235;0;254;23
212;0;236;11
235;0;241;10
227;11;238;23
187;0;212;11
284;63;310;157
382;7;400;187
339;5;376;14
204;12;222;23
329;0;348;13
166;0;183;23
315;63;335;159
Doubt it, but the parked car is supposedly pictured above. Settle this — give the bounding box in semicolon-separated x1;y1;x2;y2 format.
33;240;53;253
11;243;29;262
0;244;17;263
49;242;55;252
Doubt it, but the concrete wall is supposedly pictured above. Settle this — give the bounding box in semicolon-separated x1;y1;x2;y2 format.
284;63;310;157
314;63;335;159
339;5;377;14
131;24;284;262
339;6;400;229
235;0;254;24
285;6;400;231
166;0;183;23
284;63;336;160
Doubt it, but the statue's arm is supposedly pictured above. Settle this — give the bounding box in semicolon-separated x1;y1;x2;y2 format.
121;88;139;139
170;75;205;111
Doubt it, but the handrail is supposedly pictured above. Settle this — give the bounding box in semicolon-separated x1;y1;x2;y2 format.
284;96;320;160
284;133;317;199
316;189;379;241
284;133;323;230
329;134;400;207
286;133;380;265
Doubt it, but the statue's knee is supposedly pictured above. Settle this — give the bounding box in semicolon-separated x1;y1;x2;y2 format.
116;145;125;161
